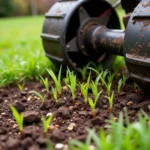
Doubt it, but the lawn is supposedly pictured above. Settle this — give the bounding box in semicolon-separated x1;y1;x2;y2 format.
0;16;52;86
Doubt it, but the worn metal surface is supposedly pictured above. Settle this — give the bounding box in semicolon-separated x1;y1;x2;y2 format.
41;0;121;71
124;0;150;91
81;23;125;56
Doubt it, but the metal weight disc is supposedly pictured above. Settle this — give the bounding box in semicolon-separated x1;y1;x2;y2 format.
41;0;121;71
124;0;150;91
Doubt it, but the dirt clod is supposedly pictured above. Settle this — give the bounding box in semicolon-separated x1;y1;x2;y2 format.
24;111;41;123
13;101;25;112
21;137;33;149
5;138;20;150
91;116;104;125
56;107;71;119
51;129;66;142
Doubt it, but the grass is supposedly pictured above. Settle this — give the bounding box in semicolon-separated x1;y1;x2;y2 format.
0;16;52;86
69;111;150;150
9;105;24;137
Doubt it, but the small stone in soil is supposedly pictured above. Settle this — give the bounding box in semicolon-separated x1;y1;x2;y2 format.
27;96;32;101
46;112;53;117
24;111;40;123
78;111;88;116
67;123;76;131
55;143;64;149
21;91;27;96
127;101;134;106
49;125;58;131
56;107;71;119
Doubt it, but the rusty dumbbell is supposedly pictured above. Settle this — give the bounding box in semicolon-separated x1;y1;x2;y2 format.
41;0;150;91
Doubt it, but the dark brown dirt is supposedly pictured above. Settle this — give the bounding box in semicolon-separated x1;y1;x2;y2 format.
0;77;150;150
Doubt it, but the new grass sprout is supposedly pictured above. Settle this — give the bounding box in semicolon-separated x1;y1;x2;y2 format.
40;76;49;92
68;72;77;100
79;63;92;81
101;70;109;86
79;72;91;104
91;81;99;100
17;83;24;91
52;87;58;104
47;66;62;95
106;82;112;97
108;72;115;83
117;78;123;94
63;68;71;90
41;113;54;137
79;66;88;81
30;91;45;103
94;72;103;86
122;73;127;86
88;67;100;75
9;105;24;136
107;90;114;113
88;90;103;118
79;83;89;104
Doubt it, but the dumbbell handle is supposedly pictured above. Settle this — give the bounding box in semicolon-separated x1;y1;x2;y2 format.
82;25;125;56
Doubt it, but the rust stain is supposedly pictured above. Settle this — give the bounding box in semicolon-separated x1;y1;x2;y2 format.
48;20;52;34
142;1;150;8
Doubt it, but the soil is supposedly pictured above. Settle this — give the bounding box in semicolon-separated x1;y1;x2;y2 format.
0;75;150;150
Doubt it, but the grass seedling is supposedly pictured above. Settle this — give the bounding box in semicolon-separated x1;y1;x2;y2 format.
79;72;91;104
105;82;112;97
79;63;92;81
133;82;140;92
88;91;103;118
101;70;109;86
79;66;88;81
117;78;123;94
68;72;77;100
95;72;103;86
30;91;45;104
17;83;24;92
41;114;54;137
107;91;114;113
79;83;89;104
108;72;115;83
91;81;99;100
52;87;58;104
9;105;24;137
88;67;100;75
47;66;62;95
40;76;49;93
63;68;71;90
122;73;127;87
